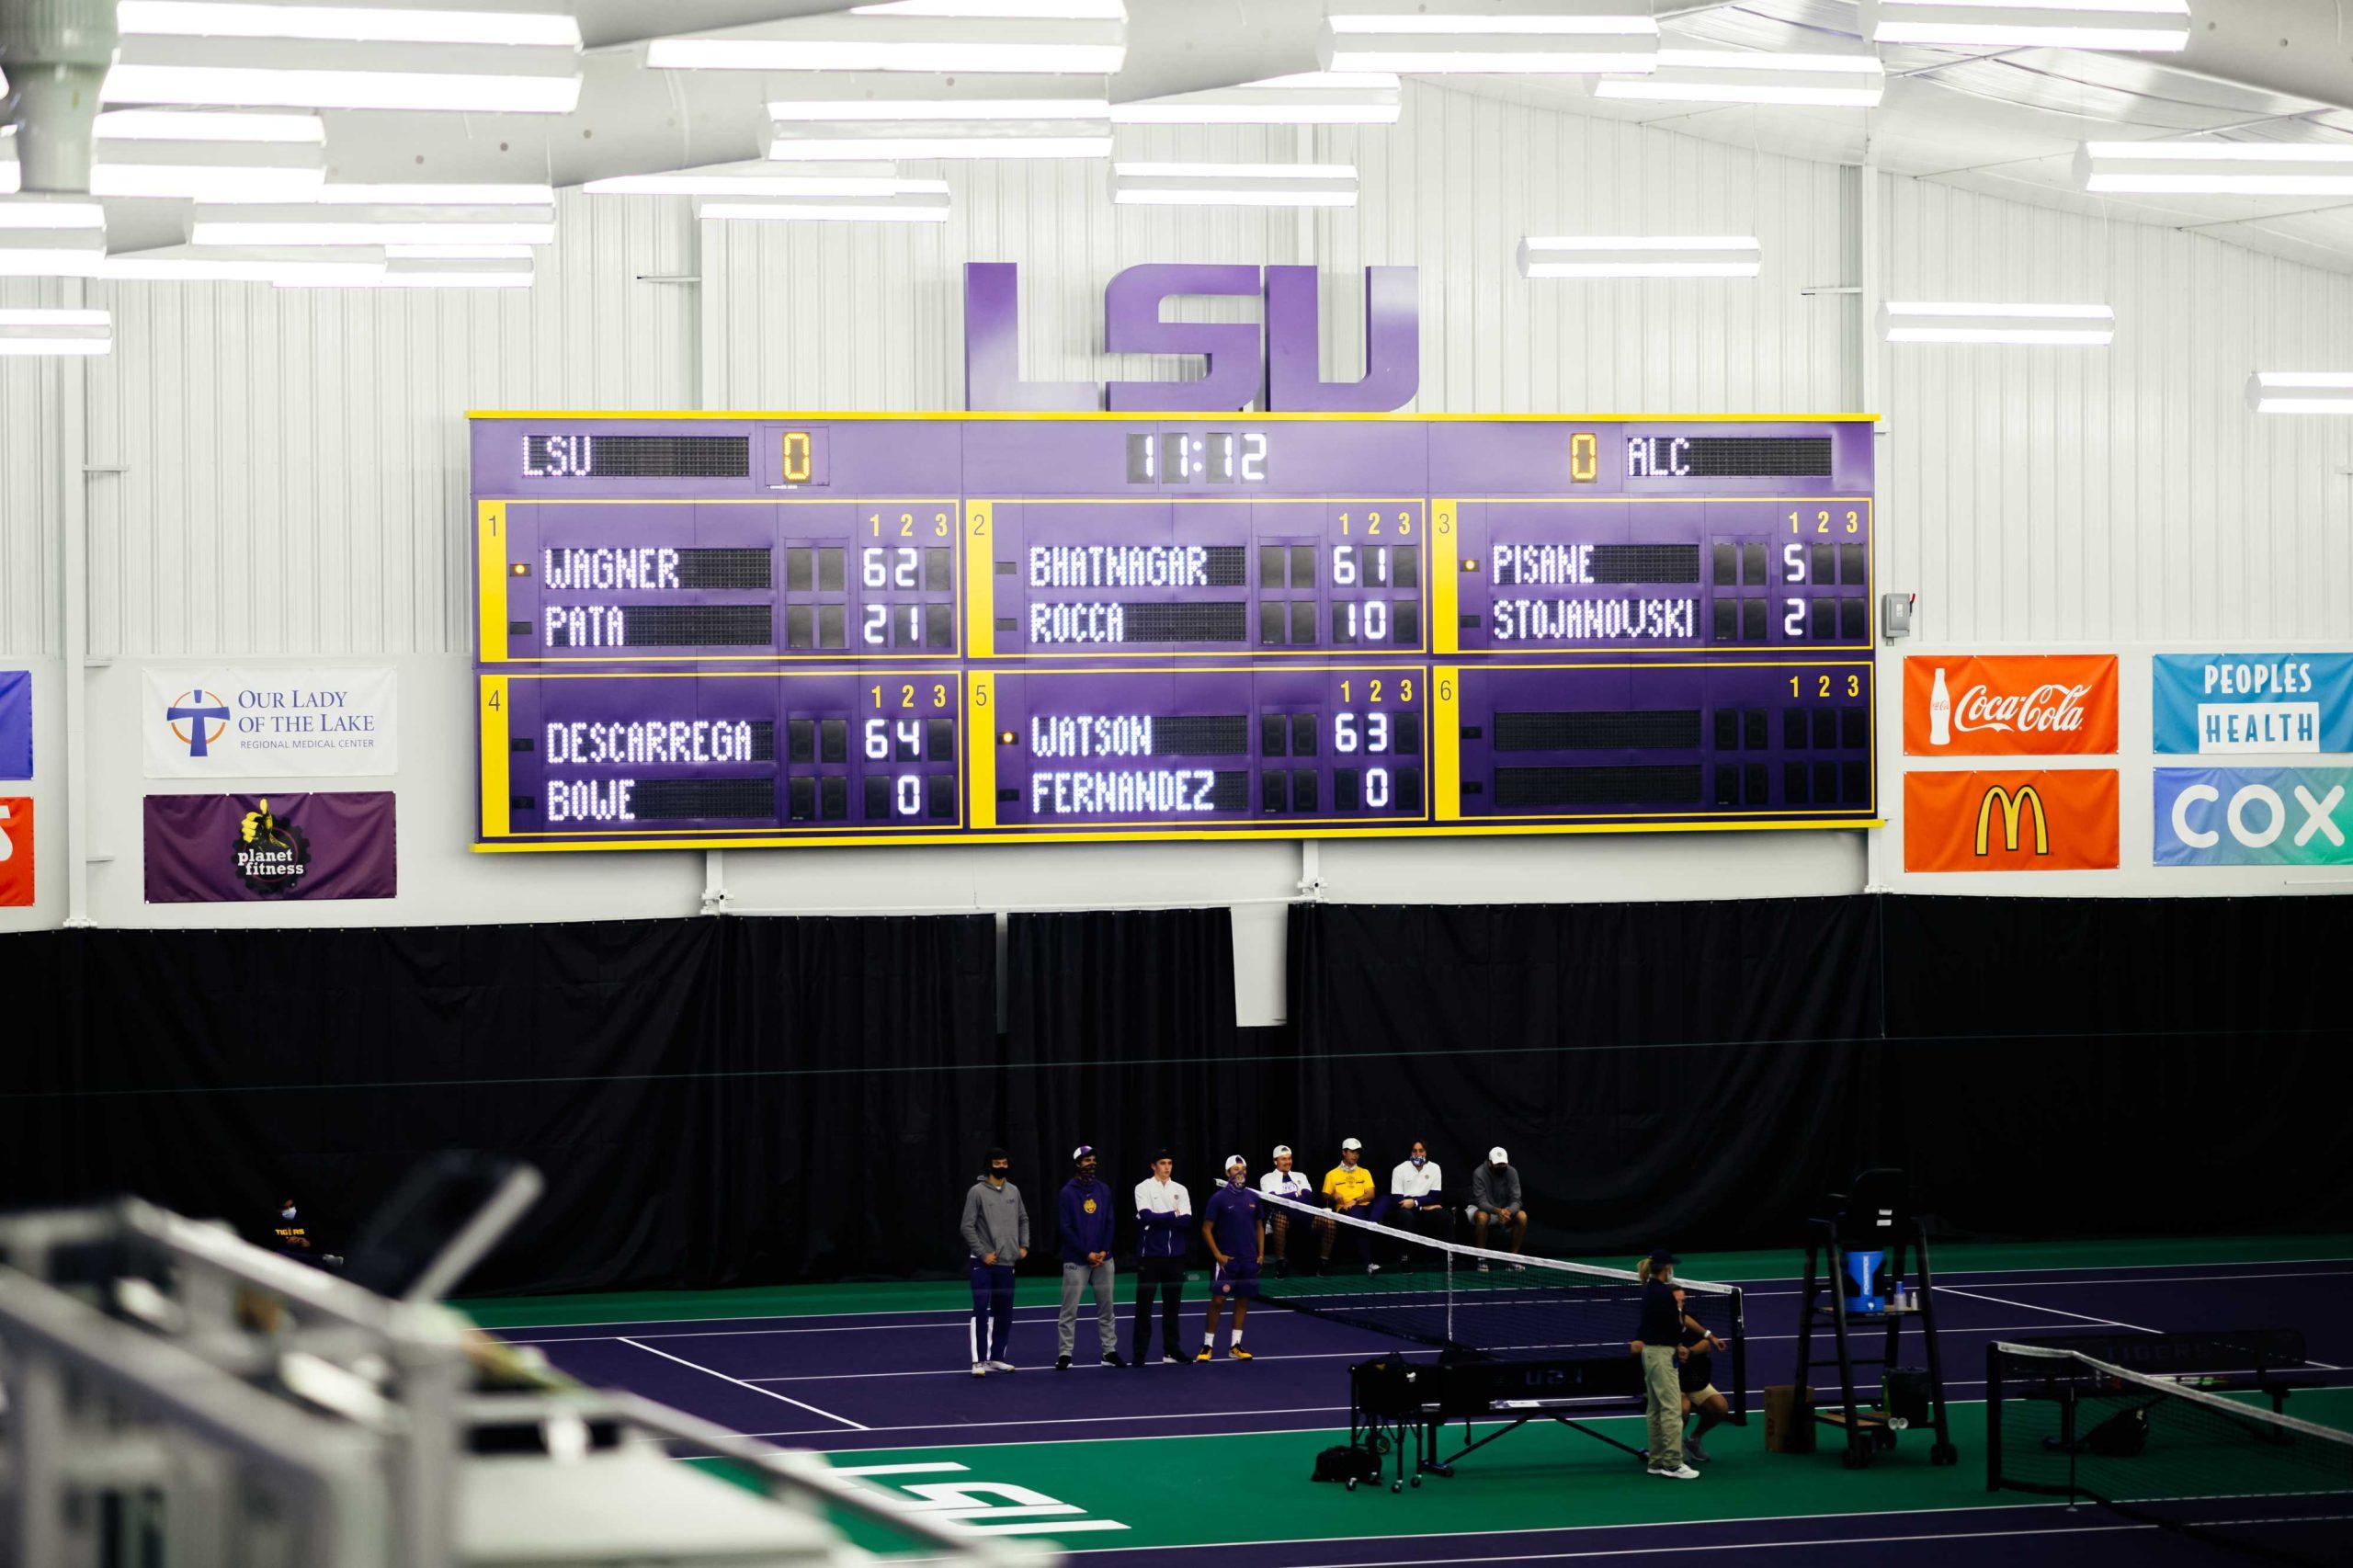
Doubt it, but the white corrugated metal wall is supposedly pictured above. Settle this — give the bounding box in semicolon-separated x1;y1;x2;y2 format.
2;79;2350;963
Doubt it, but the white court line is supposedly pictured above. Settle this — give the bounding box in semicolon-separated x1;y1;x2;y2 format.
472;1254;2353;1335
1241;1520;2156;1564
1935;1286;2162;1335
618;1336;870;1430
734;1324;2075;1384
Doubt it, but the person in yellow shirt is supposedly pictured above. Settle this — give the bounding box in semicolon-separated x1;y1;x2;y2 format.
1316;1137;1383;1276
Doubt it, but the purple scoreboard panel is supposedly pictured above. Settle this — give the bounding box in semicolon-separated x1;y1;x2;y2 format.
471;414;1875;849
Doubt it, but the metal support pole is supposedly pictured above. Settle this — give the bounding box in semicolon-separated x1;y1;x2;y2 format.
59;275;93;927
1857;147;1891;894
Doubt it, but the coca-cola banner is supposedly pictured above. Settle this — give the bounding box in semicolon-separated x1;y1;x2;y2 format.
1904;768;2120;872
143;792;397;903
1903;654;2118;756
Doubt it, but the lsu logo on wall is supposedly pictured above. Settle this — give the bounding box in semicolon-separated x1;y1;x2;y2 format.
1904;769;2119;872
0;796;30;907
1903;654;2117;756
2154;767;2351;867
2153;653;2353;755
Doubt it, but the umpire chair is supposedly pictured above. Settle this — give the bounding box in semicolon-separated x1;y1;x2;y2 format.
1790;1168;1958;1470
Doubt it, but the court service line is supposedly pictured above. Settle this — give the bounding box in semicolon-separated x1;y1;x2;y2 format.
1230;1520;2156;1564
617;1336;870;1430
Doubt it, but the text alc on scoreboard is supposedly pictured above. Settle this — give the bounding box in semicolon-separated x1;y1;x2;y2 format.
471;414;1876;849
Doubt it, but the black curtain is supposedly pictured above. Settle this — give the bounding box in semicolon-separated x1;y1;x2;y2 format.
0;916;995;1293
995;908;1265;1235
1287;899;1881;1257
1877;895;2353;1238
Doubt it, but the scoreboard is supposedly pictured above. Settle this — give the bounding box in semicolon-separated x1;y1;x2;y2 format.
471;413;1877;850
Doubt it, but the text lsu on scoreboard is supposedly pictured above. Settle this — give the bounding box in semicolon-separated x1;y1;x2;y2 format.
470;414;1878;850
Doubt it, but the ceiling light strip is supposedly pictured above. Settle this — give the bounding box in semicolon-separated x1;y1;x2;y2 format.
1518;235;1761;278
1879;301;2116;346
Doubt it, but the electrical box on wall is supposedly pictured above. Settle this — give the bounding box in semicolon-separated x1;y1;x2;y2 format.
1881;592;1915;641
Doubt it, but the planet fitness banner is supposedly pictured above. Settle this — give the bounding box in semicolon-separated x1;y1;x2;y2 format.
2153;653;2353;755
143;792;397;903
2154;767;2351;868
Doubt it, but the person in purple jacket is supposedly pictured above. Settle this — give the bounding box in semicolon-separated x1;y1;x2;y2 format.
1055;1145;1125;1370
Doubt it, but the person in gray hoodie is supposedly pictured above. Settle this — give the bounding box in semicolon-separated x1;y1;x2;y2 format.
961;1148;1030;1377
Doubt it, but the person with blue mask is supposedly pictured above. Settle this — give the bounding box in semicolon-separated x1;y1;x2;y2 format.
1388;1139;1446;1270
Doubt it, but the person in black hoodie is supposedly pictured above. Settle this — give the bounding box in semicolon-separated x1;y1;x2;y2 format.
1054;1145;1124;1370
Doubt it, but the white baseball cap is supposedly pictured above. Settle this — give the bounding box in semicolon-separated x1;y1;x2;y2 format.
1341;1137;1362;1151
1489;1146;1509;1164
1225;1153;1246;1171
1272;1144;1292;1158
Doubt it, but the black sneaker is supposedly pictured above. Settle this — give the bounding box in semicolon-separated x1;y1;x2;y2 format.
1687;1438;1711;1464
1055;1355;1072;1371
1101;1351;1126;1368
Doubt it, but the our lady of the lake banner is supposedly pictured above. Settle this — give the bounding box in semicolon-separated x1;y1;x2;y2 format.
143;792;397;903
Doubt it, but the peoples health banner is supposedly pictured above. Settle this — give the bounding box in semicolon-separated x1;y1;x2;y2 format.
2153;653;2353;755
2154;767;2351;868
0;669;29;778
144;792;397;903
143;666;397;778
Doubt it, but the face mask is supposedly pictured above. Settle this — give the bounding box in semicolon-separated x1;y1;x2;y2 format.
1229;1171;1245;1187
281;1207;297;1221
1411;1155;1427;1166
989;1167;1010;1182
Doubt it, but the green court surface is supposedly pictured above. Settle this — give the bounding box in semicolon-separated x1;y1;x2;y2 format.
710;1389;2353;1558
457;1233;2353;1330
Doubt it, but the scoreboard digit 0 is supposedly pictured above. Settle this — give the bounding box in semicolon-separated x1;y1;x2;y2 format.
472;414;1876;849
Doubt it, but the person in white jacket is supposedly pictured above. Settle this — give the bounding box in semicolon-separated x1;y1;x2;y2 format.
1388;1140;1447;1269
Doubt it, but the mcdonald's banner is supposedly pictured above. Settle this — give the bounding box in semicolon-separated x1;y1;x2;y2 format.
1904;769;2120;872
1903;653;2118;756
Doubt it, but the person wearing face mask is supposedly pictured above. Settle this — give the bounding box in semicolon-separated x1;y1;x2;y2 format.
1388;1140;1447;1270
961;1148;1030;1378
1054;1145;1124;1371
1131;1151;1191;1367
1197;1155;1263;1362
1258;1145;1313;1277
1316;1138;1381;1276
269;1199;343;1270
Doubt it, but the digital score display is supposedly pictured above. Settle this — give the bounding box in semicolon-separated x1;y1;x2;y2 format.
471;415;1876;848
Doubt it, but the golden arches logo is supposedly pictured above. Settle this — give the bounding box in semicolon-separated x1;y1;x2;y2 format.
1974;784;2051;857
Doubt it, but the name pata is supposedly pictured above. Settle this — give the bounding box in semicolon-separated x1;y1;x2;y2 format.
1953;682;2089;734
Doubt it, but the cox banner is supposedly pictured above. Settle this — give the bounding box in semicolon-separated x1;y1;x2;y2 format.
143;667;397;778
2153;653;2353;755
0;796;29;906
143;792;397;903
1904;768;2119;872
1;669;28;778
2154;767;2350;867
1903;654;2117;756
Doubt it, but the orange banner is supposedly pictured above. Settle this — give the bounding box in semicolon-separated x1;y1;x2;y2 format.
1903;654;2118;756
0;796;29;907
1904;769;2119;872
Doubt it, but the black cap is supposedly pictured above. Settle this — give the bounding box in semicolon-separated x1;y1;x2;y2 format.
1649;1249;1678;1267
1152;1148;1173;1165
985;1147;1009;1166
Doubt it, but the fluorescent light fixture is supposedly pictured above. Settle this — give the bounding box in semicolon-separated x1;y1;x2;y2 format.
0;307;111;357
1111;161;1358;208
1879;301;2115;346
0;197;108;276
1593;45;1883;108
0;196;106;229
90;130;326;200
851;1;1124;14
1860;0;2188;52
313;182;555;205
108;3;584;113
97;244;389;282
585;165;913;197
766;122;1111;160
190;201;556;246
2245;371;2353;415
698;184;952;222
1111;72;1402;126
383;243;531;258
115;3;579;47
1319;1;1658;74
2076;140;2353;197
1518;234;1760;278
650;9;1125;74
0;132;17;197
96;108;324;142
278;254;533;288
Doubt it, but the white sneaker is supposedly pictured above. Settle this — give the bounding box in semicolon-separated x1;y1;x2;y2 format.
971;1362;986;1378
986;1359;1017;1373
1648;1463;1699;1481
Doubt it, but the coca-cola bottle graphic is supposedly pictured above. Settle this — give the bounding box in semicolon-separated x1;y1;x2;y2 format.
1928;667;1951;747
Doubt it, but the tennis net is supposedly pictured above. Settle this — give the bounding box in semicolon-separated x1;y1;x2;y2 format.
1254;1191;1745;1395
1989;1340;2353;1565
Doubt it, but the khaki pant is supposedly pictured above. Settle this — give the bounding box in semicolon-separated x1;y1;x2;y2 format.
1643;1346;1685;1470
1058;1260;1117;1358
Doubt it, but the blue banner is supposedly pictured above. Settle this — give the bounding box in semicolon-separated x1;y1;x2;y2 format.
2153;653;2353;755
0;670;28;779
2153;767;2352;867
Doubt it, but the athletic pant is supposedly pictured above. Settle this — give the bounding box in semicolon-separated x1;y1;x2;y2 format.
1058;1259;1118;1358
968;1259;1016;1364
1642;1345;1685;1469
1391;1201;1449;1268
1131;1256;1184;1359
